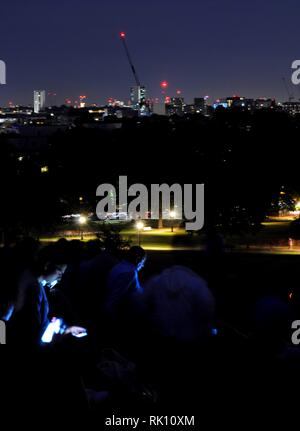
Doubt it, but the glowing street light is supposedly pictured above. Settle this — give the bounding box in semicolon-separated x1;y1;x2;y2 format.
78;215;87;225
170;210;176;232
78;215;87;240
136;220;144;246
41;166;49;174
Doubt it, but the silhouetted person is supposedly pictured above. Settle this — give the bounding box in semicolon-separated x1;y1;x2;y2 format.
105;246;146;318
141;265;215;342
10;259;66;347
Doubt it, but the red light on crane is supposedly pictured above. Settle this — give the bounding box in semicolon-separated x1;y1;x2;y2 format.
160;80;169;89
120;32;126;39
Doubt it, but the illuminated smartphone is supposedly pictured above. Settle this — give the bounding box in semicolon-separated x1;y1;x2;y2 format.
73;331;88;338
41;317;62;343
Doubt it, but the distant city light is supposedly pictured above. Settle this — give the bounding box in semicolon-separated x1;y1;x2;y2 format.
41;166;49;173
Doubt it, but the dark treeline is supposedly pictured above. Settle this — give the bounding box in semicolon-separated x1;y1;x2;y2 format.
0;108;299;237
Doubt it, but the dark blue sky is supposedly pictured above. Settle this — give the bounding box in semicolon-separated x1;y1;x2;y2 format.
1;0;300;106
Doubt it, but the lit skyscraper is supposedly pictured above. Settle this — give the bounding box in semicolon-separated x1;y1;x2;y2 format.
130;85;146;109
34;90;46;113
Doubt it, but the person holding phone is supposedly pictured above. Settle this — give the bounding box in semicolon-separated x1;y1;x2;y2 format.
9;246;86;347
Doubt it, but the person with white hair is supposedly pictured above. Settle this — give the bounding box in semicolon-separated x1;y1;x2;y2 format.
141;265;215;342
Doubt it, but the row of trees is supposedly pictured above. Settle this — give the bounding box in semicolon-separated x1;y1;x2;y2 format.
0;108;299;240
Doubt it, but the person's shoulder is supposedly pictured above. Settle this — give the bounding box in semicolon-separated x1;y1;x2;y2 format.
15;270;41;310
112;260;135;273
19;269;39;289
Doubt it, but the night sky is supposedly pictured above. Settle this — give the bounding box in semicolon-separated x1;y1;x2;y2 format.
1;0;300;106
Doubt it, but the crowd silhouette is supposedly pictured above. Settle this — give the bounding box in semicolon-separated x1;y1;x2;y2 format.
1;236;299;427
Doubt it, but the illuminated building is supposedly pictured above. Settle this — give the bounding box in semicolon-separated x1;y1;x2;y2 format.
167;97;185;115
231;98;254;110
194;98;205;114
282;101;300;115
130;85;146;109
34;90;46;114
213;99;228;109
152;102;166;116
255;98;275;109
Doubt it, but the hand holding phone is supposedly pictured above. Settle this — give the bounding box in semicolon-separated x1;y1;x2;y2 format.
64;326;87;338
42;319;87;343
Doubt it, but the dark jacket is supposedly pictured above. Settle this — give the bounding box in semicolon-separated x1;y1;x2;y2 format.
9;270;49;346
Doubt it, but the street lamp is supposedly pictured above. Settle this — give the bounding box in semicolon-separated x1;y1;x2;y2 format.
136;221;144;246
170;210;176;232
78;215;87;240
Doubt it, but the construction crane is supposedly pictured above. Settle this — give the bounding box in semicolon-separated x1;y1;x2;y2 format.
282;76;294;102
119;31;141;87
119;31;148;113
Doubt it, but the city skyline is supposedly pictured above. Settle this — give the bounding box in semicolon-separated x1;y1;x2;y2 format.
1;0;300;105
